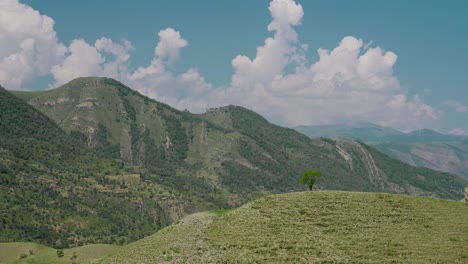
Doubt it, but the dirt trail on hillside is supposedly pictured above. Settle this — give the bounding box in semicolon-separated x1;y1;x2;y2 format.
103;212;216;264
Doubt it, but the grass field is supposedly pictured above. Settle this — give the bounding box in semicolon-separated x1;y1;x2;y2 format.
103;191;468;263
3;191;467;263
0;243;120;264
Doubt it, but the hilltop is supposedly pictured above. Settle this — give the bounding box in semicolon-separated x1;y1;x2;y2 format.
104;191;468;263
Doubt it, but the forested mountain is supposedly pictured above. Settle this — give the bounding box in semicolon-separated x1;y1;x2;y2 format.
0;85;224;248
2;77;466;248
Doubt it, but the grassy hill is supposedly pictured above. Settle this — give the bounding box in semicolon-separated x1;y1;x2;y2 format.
103;191;468;263
0;242;120;264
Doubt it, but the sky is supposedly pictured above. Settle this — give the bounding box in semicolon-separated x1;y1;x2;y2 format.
1;0;467;134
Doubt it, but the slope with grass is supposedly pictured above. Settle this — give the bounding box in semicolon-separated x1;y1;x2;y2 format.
0;242;120;264
103;191;468;263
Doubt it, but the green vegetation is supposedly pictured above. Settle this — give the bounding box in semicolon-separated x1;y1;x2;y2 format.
2;77;467;250
104;191;468;263
56;249;64;258
0;86;177;247
298;170;322;190
0;242;120;264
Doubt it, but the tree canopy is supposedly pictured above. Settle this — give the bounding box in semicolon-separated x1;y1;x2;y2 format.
298;170;322;191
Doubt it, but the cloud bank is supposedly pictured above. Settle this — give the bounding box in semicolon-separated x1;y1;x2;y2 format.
0;0;65;89
0;0;443;131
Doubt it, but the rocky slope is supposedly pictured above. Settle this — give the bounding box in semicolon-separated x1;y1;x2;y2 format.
296;124;468;180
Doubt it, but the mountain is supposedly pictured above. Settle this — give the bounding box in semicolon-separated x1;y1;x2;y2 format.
103;191;468;263
373;141;468;179
294;123;467;143
5;77;466;248
0;85;227;248
13;77;466;199
295;124;468;179
294;123;405;142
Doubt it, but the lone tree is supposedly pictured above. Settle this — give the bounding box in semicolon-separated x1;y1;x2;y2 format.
298;170;322;191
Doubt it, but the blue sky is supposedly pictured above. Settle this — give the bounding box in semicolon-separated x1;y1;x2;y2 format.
2;0;467;134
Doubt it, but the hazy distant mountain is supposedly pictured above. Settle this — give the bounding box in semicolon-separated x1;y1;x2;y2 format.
294;123;404;142
295;123;467;143
295;124;468;179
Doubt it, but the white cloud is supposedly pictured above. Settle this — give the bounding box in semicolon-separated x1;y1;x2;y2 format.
51;39;104;86
50;37;133;87
194;0;439;131
155;28;188;64
126;28;210;103
0;0;443;132
0;0;65;89
444;100;468;113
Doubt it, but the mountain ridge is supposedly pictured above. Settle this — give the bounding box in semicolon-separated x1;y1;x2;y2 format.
295;123;468;179
11;77;467;199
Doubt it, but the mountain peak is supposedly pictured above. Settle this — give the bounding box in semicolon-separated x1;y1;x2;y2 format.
55;77;128;91
409;129;440;136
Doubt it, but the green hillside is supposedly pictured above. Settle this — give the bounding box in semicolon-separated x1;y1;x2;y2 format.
203;106;466;199
3;77;466;249
0;86;224;248
14;77;466;201
0;242;120;264
0;88;174;247
104;191;468;263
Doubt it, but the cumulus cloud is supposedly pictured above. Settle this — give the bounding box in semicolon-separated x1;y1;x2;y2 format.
125;28;212;105
200;0;439;131
155;28;187;63
50;39;104;86
0;0;65;89
444;100;468;113
50;37;132;87
0;0;443;132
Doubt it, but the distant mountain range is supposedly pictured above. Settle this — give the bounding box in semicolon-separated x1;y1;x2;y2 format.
295;123;468;179
2;77;466;248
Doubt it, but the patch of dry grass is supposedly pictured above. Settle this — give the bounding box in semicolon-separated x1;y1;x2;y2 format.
103;191;468;263
0;243;120;264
